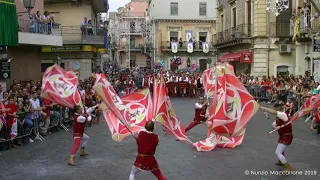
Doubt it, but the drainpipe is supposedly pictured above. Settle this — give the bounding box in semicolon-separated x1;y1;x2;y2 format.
266;10;271;77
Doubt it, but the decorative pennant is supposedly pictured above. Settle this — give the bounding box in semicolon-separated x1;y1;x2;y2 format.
202;42;209;53
171;42;178;53
187;42;193;53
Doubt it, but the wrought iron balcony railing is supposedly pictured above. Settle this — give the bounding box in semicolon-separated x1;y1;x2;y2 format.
18;19;61;36
294;14;320;34
213;24;252;45
61;25;106;44
118;44;145;51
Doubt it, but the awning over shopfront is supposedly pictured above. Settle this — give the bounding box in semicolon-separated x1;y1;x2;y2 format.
217;52;241;62
0;0;18;46
217;50;253;63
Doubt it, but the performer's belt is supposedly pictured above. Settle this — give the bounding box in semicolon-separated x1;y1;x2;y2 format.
282;133;292;136
138;153;154;157
73;133;83;136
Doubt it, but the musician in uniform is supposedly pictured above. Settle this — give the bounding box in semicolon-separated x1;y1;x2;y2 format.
260;102;293;172
142;75;150;89
189;76;197;97
197;75;203;96
185;96;208;132
129;120;167;180
169;74;178;96
179;75;189;97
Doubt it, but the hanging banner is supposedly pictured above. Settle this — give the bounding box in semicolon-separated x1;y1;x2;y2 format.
313;60;320;83
171;42;178;53
187;42;193;53
202;42;209;53
185;30;192;42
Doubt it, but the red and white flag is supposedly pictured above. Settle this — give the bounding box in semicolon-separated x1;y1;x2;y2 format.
41;65;83;108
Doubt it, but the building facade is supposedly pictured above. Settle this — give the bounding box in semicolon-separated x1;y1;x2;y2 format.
1;0;63;89
109;1;150;69
42;0;106;80
149;0;217;71
214;0;320;77
293;0;320;76
214;0;294;77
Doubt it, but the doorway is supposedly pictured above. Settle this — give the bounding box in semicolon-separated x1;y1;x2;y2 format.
169;31;178;48
199;59;207;71
170;64;178;72
199;32;207;49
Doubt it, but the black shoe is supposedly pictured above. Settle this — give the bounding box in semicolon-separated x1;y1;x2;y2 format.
317;129;320;134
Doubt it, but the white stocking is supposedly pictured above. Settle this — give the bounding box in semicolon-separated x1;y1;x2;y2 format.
81;134;89;148
129;165;141;180
275;143;288;164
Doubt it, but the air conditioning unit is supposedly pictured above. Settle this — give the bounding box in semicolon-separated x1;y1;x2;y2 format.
279;44;291;53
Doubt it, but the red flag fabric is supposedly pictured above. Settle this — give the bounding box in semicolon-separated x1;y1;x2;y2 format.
41;65;83;108
94;73;132;135
101;88;153;142
194;64;258;151
154;74;192;143
291;95;320;122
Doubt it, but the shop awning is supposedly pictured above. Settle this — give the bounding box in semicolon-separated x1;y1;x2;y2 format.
217;52;241;62
0;0;18;46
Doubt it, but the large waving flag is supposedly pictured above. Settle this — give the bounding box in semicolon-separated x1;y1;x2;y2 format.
101;88;153;141
193;64;259;151
94;73;132;135
154;73;192;143
41;65;83;108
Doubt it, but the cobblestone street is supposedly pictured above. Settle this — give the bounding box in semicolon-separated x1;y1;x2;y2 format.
0;98;319;180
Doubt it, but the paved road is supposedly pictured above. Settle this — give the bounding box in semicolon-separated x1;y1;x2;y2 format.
0;98;319;180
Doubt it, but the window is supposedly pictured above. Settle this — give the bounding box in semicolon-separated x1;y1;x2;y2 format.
232;7;237;27
220;14;224;31
199;2;207;16
130;22;135;33
170;2;178;15
41;63;54;73
130;55;136;67
130;38;135;48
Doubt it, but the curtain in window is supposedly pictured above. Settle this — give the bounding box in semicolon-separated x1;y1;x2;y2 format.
0;0;18;46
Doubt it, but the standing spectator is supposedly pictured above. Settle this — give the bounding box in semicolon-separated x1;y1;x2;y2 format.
41;99;52;136
81;17;88;35
30;91;45;140
5;96;18;148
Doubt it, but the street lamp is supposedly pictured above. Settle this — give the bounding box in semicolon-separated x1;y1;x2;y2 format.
23;0;36;14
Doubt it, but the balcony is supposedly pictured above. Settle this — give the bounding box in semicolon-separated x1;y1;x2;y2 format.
213;24;252;48
44;0;106;13
161;41;212;52
61;25;106;45
292;13;320;42
118;44;145;52
269;22;291;38
18;19;63;46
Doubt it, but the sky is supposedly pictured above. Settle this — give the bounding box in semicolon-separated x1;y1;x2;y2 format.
108;0;131;12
